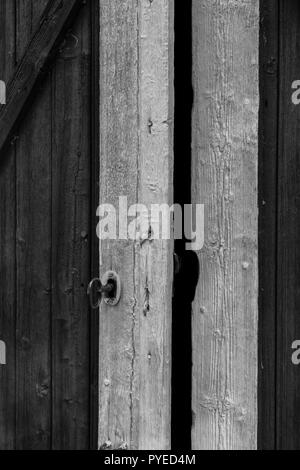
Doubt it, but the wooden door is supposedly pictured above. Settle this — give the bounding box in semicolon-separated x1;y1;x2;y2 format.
0;0;174;451
0;0;98;450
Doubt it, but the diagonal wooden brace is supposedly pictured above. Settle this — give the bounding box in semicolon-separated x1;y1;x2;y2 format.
0;0;84;154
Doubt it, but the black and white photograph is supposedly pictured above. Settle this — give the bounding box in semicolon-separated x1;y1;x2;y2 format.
0;0;298;454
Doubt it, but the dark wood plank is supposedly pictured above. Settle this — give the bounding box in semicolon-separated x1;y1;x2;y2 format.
15;0;52;450
0;0;94;449
0;0;83;154
89;0;100;451
0;0;16;450
16;0;50;60
258;0;279;450
51;3;91;449
277;0;300;450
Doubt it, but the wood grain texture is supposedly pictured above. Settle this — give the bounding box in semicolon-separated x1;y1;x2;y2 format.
15;0;52;449
191;0;259;449
0;0;83;153
51;5;91;449
276;0;300;450
0;0;95;449
89;0;100;450
258;0;279;450
0;0;16;450
99;0;174;450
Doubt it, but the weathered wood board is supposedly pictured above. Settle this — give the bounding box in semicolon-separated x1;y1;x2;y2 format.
258;0;278;450
0;0;95;449
0;0;17;450
276;0;300;450
0;0;83;153
15;0;52;449
191;0;259;450
99;0;174;450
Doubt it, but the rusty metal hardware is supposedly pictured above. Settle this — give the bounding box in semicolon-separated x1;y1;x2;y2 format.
87;271;121;309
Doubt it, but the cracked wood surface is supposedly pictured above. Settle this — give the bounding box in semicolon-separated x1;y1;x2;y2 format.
99;0;174;450
191;0;259;449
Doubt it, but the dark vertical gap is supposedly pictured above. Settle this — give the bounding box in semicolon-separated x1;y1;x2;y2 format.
89;0;100;451
172;0;193;450
258;0;279;450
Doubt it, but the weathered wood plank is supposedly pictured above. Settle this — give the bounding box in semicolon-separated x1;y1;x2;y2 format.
51;3;91;449
99;0;174;450
15;0;52;450
16;0;50;60
0;0;16;450
277;0;300;450
90;0;100;451
191;0;259;449
258;0;279;450
0;0;83;153
0;0;95;449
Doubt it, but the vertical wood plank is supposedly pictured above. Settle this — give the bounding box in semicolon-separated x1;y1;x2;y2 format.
191;0;259;449
137;1;174;449
51;3;91;449
277;0;300;450
15;0;52;449
258;0;279;450
90;0;100;450
0;0;16;450
99;0;174;450
99;0;139;450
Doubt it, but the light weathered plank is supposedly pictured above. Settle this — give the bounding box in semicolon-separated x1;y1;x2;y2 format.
191;0;259;449
99;0;174;450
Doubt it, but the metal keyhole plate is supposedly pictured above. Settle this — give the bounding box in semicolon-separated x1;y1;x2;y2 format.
101;270;121;306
